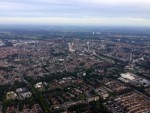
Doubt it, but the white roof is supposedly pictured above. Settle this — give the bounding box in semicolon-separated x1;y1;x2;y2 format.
121;73;135;80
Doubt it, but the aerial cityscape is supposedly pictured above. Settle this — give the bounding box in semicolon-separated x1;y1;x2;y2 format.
0;26;149;113
0;0;150;113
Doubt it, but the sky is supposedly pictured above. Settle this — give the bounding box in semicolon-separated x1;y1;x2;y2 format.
0;0;150;26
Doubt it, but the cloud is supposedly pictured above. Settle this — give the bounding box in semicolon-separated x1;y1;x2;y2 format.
0;0;150;26
1;17;150;26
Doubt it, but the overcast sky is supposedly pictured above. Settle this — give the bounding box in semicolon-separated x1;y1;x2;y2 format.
0;0;150;26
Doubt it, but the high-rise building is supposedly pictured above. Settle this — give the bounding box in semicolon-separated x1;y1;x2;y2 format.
87;41;90;51
68;42;75;52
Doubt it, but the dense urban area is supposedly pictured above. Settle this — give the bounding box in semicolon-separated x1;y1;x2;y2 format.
0;26;150;113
